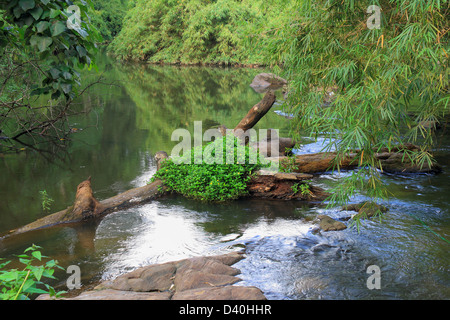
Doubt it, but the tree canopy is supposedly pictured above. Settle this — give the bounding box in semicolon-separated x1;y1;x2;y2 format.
251;0;449;205
108;0;288;64
0;0;102;152
0;0;101;99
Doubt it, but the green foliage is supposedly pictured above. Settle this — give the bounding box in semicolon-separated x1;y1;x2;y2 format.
0;0;102;100
279;149;298;173
152;135;267;202
0;244;65;300
90;0;129;41
291;182;311;196
39;190;54;212
246;0;449;206
108;0;269;64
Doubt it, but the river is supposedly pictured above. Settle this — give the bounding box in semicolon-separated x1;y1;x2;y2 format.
0;57;449;300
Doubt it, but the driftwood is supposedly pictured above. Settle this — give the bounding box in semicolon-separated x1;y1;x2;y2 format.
246;172;328;201
234;90;277;133
275;143;442;174
221;90;298;156
0;91;308;239
2;179;166;238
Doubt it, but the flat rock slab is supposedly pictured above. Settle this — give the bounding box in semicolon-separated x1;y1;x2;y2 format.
37;252;266;300
53;289;173;300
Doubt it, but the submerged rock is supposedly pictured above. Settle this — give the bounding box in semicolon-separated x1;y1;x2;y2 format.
342;202;388;220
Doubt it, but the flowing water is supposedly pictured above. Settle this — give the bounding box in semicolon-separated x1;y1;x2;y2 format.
0;57;449;300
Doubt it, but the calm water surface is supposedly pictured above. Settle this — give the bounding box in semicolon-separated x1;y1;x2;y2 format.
0;58;449;300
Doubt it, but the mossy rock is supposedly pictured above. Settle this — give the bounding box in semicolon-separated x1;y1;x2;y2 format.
342;202;388;220
317;215;347;231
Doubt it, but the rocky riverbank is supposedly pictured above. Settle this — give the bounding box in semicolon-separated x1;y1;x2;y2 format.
37;252;266;300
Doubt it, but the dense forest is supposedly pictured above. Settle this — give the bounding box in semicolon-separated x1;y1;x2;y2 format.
107;0;293;65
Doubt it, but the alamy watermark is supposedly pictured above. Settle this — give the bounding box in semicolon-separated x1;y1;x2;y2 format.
170;121;280;172
367;5;381;30
366;265;381;290
66;5;81;30
66;265;81;290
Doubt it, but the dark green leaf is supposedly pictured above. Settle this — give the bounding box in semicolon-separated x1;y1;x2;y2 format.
23;15;34;26
35;21;49;33
50;20;66;36
76;45;86;57
6;0;19;10
23;286;48;294
29;6;43;20
19;0;35;11
13;6;24;18
49;67;60;79
51;90;61;100
62;71;72;80
29;35;53;52
60;83;72;94
49;9;60;19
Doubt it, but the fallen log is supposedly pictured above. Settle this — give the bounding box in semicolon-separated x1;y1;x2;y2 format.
2;178;166;238
246;171;328;201
0;91;306;239
219;90;298;156
234;90;277;133
274;143;442;174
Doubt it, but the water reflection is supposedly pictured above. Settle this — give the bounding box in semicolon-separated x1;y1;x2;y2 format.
96;202;216;279
0;62;290;234
93;197;316;280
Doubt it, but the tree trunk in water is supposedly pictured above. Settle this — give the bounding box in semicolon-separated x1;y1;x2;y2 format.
234;90;276;133
3;178;166;238
275;143;442;174
246;172;329;201
223;90;298;155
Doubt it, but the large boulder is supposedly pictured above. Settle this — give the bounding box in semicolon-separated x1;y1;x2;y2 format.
250;73;287;93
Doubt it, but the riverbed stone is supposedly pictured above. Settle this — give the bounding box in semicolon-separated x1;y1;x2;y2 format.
172;286;266;300
36;252;266;300
40;289;173;300
109;262;176;292
250;73;287;93
317;215;347;231
342;202;388;220
174;270;241;292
